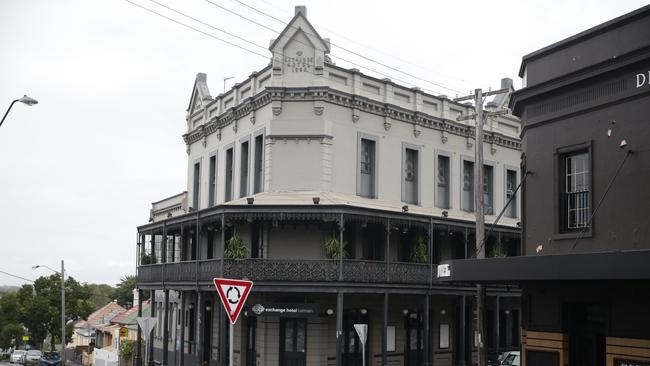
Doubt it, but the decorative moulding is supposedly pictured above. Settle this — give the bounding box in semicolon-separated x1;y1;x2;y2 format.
441;130;448;144
383;121;392;131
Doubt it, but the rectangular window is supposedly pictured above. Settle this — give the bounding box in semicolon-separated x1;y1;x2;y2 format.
225;147;234;201
253;134;264;194
462;160;474;212
192;162;200;210
436;155;450;209
483;165;494;215
240;141;249;198
208;155;216;207
403;147;419;204
561;151;590;231
505;169;517;218
359;138;376;198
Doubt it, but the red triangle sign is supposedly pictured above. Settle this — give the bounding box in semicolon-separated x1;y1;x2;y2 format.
213;278;253;325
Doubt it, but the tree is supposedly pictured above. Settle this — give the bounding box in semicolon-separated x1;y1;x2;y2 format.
113;275;148;308
86;283;116;310
0;292;24;349
32;274;94;350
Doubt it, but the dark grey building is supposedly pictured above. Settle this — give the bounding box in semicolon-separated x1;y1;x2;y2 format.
440;5;650;366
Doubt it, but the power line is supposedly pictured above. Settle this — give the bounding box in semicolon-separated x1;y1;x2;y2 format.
243;0;478;88
570;150;632;250
124;0;269;60
148;0;268;51
203;0;458;95
0;269;35;283
224;0;465;95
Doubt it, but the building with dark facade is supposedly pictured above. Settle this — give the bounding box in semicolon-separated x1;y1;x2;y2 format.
439;5;650;366
134;6;524;366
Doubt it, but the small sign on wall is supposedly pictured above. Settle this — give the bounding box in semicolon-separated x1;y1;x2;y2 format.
616;359;650;366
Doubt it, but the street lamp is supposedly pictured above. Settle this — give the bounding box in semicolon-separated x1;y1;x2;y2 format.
32;260;66;366
1;95;38;128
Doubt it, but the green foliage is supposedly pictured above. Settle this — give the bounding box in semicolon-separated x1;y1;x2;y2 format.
0;291;24;349
86;283;117;310
140;253;153;265
113;276;136;308
410;234;428;263
224;228;248;259
324;234;348;259
489;241;507;258
119;339;136;360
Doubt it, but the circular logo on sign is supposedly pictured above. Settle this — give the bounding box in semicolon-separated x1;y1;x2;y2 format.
296;50;303;56
252;303;265;315
226;286;241;304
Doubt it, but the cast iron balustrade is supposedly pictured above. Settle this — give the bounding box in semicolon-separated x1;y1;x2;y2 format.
137;259;434;285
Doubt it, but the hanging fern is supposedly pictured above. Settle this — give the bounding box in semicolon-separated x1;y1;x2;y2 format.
224;228;248;259
410;234;428;263
324;234;348;259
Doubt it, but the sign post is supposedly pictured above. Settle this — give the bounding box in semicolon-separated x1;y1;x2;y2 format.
213;278;253;366
354;324;368;366
136;317;158;366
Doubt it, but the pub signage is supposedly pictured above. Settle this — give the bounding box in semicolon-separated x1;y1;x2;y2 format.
248;303;319;317
636;71;650;88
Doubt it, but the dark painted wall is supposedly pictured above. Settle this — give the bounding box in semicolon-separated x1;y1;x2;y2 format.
522;281;650;339
521;6;650;86
518;57;650;255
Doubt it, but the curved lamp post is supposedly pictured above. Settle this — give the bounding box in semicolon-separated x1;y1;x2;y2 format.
1;95;38;128
32;260;66;366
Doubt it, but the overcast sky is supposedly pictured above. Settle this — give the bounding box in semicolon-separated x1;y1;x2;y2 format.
1;0;647;287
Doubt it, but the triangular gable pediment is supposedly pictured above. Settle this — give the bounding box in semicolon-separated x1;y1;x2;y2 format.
269;10;329;54
187;73;212;114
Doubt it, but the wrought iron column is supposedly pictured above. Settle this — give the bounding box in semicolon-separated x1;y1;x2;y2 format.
148;290;156;366
424;294;430;366
196;291;203;366
135;289;143;366
495;295;500;354
219;306;227;366
162;290;170;366
336;292;344;366
382;292;388;366
459;295;466;366
338;213;344;281
385;219;391;282
180;291;186;366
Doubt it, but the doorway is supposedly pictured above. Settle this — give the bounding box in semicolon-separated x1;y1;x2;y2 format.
343;310;369;366
280;318;307;366
202;300;213;364
564;302;607;366
245;317;257;366
405;312;423;366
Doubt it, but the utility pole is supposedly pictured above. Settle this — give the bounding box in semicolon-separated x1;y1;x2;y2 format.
455;87;509;366
61;259;66;366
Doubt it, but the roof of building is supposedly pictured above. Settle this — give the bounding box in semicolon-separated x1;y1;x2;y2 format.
111;300;150;326
81;302;126;328
221;190;519;228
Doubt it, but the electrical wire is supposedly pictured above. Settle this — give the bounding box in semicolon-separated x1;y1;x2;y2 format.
471;171;530;259
570;150;632;250
222;0;465;95
241;0;479;87
126;0;520;138
0;269;34;283
203;0;459;95
124;0;269;60
148;0;268;51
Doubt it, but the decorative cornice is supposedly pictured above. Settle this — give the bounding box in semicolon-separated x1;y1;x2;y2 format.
183;87;521;150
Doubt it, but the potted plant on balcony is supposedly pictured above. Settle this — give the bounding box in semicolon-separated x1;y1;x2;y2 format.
224;228;248;259
140;253;153;265
410;234;428;263
489;240;507;258
324;234;348;259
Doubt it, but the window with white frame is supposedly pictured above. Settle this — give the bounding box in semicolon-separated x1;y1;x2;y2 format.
462;160;474;212
359;138;376;198
240;140;249;198
403;147;419;204
436;155;450;209
561;151;590;231
505;169;517;218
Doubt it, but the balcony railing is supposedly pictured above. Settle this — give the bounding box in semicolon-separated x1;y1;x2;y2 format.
137;259;433;286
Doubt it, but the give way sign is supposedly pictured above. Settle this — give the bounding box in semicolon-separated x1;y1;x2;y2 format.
214;278;253;325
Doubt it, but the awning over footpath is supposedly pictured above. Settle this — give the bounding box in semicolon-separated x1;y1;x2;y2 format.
437;249;650;283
